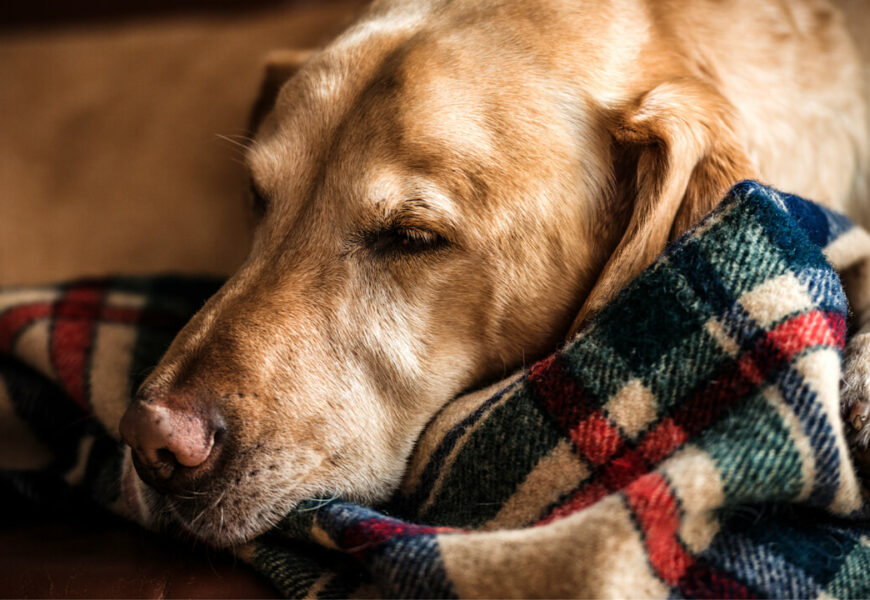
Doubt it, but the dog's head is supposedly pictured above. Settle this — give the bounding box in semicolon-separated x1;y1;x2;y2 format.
120;1;753;546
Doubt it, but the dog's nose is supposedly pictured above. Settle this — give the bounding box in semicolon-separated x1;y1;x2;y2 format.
119;390;224;492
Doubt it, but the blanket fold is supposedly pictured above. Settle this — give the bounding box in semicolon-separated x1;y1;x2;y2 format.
2;181;870;598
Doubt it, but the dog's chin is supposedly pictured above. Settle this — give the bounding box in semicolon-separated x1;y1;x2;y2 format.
132;476;305;548
171;492;295;548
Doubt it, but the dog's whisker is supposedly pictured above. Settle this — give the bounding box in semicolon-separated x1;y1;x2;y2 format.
221;132;255;143
211;489;227;510
215;133;254;153
296;493;339;512
189;500;213;527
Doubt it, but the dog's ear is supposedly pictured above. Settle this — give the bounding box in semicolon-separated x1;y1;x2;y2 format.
248;49;315;133
567;79;757;336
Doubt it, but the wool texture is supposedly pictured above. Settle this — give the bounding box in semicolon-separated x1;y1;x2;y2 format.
2;181;870;598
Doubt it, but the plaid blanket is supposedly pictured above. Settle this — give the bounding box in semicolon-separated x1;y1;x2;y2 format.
3;181;870;598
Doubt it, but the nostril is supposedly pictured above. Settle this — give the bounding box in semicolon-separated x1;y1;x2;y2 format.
213;421;227;447
156;447;177;466
150;448;179;481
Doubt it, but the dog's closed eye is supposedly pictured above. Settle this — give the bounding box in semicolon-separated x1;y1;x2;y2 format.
366;224;448;254
358;198;456;256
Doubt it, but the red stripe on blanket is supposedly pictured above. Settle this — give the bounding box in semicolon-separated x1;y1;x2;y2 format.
767;310;845;360
528;355;596;432
736;353;764;386
50;283;106;412
570;412;622;465
1;299;146;345
673;309;844;440
536;448;651;526
638;418;688;465
672;361;761;441
534;308;844;528
623;472;693;586
678;561;756;599
529;356;627;468
536;481;609;526
0;303;52;353
341;517;455;559
599;448;649;489
99;306;145;324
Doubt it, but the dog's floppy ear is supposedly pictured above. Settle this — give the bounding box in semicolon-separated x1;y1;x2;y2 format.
248;49;315;132
567;79;757;336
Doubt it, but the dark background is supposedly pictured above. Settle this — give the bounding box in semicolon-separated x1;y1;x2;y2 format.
1;0;287;30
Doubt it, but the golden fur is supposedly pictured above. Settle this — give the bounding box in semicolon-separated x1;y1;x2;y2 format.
123;0;869;546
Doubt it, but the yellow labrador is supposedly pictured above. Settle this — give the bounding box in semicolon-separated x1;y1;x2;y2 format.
120;0;870;546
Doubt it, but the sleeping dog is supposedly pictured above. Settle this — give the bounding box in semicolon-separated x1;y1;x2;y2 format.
120;0;870;546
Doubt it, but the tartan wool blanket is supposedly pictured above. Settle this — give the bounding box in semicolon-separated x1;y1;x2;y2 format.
4;181;870;598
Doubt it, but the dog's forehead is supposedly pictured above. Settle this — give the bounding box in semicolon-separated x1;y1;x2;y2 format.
249;44;496;205
246;7;437;192
393;43;497;162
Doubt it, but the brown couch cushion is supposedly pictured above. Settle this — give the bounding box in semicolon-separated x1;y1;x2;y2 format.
0;0;366;286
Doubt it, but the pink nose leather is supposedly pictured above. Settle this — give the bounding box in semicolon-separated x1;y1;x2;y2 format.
120;402;216;479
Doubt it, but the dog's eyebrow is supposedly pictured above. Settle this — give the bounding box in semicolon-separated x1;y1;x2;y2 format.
364;170;459;229
379;198;460;240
